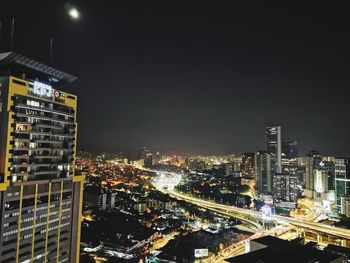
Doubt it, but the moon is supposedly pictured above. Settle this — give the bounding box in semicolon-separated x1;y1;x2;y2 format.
68;7;80;20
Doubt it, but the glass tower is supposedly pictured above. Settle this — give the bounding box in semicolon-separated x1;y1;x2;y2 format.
266;126;282;174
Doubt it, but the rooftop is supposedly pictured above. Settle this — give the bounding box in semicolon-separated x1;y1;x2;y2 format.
225;236;342;263
0;52;77;85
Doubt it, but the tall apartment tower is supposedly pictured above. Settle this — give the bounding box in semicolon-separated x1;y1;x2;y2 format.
266;126;282;174
0;52;83;262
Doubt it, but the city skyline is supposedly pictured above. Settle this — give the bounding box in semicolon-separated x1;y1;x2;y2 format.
1;2;350;156
3;3;350;263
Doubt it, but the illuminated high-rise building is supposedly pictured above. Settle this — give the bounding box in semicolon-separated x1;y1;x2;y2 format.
255;151;272;194
281;141;299;183
334;158;350;206
0;52;83;262
266;126;282;173
241;152;255;178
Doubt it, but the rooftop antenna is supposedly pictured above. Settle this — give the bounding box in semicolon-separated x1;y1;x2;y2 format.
49;36;53;65
10;18;15;50
0;20;2;51
0;20;2;50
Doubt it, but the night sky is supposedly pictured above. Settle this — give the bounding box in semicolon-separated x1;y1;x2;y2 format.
1;1;350;156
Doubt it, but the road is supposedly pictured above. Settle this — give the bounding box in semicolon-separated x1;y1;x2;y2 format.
145;168;350;241
163;189;350;241
150;231;179;252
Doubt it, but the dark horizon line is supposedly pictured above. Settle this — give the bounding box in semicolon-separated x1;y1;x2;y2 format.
77;146;350;158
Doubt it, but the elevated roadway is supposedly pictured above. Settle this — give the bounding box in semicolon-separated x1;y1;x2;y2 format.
165;189;350;242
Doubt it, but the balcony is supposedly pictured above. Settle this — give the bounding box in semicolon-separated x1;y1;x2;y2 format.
31;155;63;159
15;130;74;138
31;170;59;176
34;139;64;144
15;103;74;117
12;155;29;159
33;123;65;130
16;112;74;125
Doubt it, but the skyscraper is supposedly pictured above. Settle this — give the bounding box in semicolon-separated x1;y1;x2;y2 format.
255;151;272;194
281;140;299;184
266;126;282;174
0;52;83;262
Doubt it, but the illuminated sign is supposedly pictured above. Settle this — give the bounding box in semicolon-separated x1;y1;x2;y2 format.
194;249;208;258
33;81;52;97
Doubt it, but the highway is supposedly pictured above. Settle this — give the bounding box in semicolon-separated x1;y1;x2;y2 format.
145;168;350;241
131;165;350;250
164;189;350;241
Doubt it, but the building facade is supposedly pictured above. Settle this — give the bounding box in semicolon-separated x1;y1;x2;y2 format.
266;126;282;174
0;52;83;262
281;140;299;184
281;140;298;160
341;195;350;217
272;174;299;202
255;151;272;194
241;153;256;178
334;158;350;207
303;156;314;196
302;151;322;198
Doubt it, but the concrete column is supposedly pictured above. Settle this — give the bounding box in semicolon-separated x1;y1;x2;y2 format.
341;240;346;247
